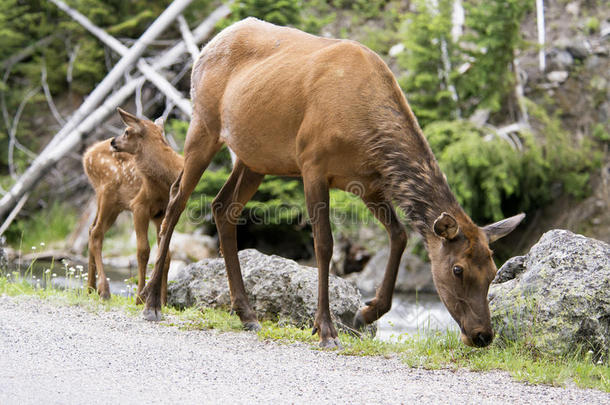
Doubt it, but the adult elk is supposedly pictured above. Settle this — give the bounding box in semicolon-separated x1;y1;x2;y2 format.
141;18;524;348
83;108;183;303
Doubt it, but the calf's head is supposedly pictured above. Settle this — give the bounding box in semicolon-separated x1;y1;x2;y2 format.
111;108;166;154
428;212;525;347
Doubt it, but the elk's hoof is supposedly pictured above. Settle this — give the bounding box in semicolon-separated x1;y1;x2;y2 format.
319;337;342;350
142;307;162;322
243;321;262;332
98;290;111;301
353;309;366;331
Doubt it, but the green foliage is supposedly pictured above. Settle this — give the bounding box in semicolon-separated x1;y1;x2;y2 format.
4;201;77;249
398;0;532;125
585;17;600;34
426;120;523;222
228;0;302;26
426;109;597;223
592;123;610;143
458;0;532;115
297;0;335;34
397;0;458;126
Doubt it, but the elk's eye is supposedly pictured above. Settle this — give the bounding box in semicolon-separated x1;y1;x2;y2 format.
453;265;463;276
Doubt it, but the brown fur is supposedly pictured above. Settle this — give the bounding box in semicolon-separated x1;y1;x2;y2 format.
83;109;183;303
142;18;524;347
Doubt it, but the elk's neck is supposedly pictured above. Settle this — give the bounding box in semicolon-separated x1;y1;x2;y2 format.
135;144;182;189
370;123;465;239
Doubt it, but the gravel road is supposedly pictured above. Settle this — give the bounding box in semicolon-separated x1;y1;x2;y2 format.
0;295;608;404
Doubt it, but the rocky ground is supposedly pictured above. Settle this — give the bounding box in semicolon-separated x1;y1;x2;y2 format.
1;295;608;404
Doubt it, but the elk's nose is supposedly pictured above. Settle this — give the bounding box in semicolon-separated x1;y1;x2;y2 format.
472;331;494;347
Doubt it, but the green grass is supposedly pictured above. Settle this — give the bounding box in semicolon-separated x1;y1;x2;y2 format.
5;202;77;250
1;273;608;392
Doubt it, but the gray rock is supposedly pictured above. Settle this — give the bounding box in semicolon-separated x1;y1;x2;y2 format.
547;49;574;70
556;37;592;60
489;230;610;360
349;247;435;294
547;70;569;83
167;249;370;333
492;255;526;284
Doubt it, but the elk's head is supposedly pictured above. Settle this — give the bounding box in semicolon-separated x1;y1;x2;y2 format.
428;211;525;347
111;108;166;154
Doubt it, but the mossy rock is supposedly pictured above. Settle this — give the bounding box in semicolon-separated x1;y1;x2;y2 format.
489;230;610;361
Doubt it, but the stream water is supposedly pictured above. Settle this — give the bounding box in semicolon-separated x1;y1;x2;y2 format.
11;259;457;341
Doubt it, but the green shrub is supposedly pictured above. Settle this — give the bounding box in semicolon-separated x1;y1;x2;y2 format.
228;0;302;26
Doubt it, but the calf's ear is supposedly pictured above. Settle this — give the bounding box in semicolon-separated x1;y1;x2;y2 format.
117;108;143;132
483;213;526;243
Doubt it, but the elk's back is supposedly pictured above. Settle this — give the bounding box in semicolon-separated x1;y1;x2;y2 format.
191;18;414;179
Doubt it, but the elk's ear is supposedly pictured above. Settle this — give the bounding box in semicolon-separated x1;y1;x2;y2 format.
433;212;460;240
154;117;164;130
483;213;525;243
117;108;142;131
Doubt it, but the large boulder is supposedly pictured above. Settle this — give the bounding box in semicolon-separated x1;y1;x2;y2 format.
167;249;370;333
489;230;610;359
349;247;435;294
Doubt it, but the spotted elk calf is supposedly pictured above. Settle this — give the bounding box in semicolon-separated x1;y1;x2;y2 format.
83;108;183;303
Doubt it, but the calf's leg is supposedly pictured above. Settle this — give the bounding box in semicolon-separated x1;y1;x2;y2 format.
87;192;120;300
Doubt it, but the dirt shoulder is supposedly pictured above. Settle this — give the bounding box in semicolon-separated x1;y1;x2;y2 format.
0;295;607;404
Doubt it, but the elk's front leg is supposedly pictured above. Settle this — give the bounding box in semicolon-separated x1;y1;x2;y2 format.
141;120;222;322
153;216;171;307
303;172;340;348
354;193;407;329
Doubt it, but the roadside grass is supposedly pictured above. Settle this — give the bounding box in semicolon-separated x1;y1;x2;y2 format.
5;202;77;250
1;273;608;392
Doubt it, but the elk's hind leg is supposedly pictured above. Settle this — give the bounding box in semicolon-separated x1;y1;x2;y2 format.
212;160;264;331
87;191;121;300
153;216;171;307
353;192;407;329
302;170;340;348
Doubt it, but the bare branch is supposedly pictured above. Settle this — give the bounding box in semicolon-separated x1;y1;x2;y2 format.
8;87;40;179
135;80;144;117
41;62;66;126
50;0;193;117
0;192;30;236
66;43;81;85
536;0;546;72
103;124;123;137
178;15;200;62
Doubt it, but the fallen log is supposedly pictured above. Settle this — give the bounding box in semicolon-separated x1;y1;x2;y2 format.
50;0;192;116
